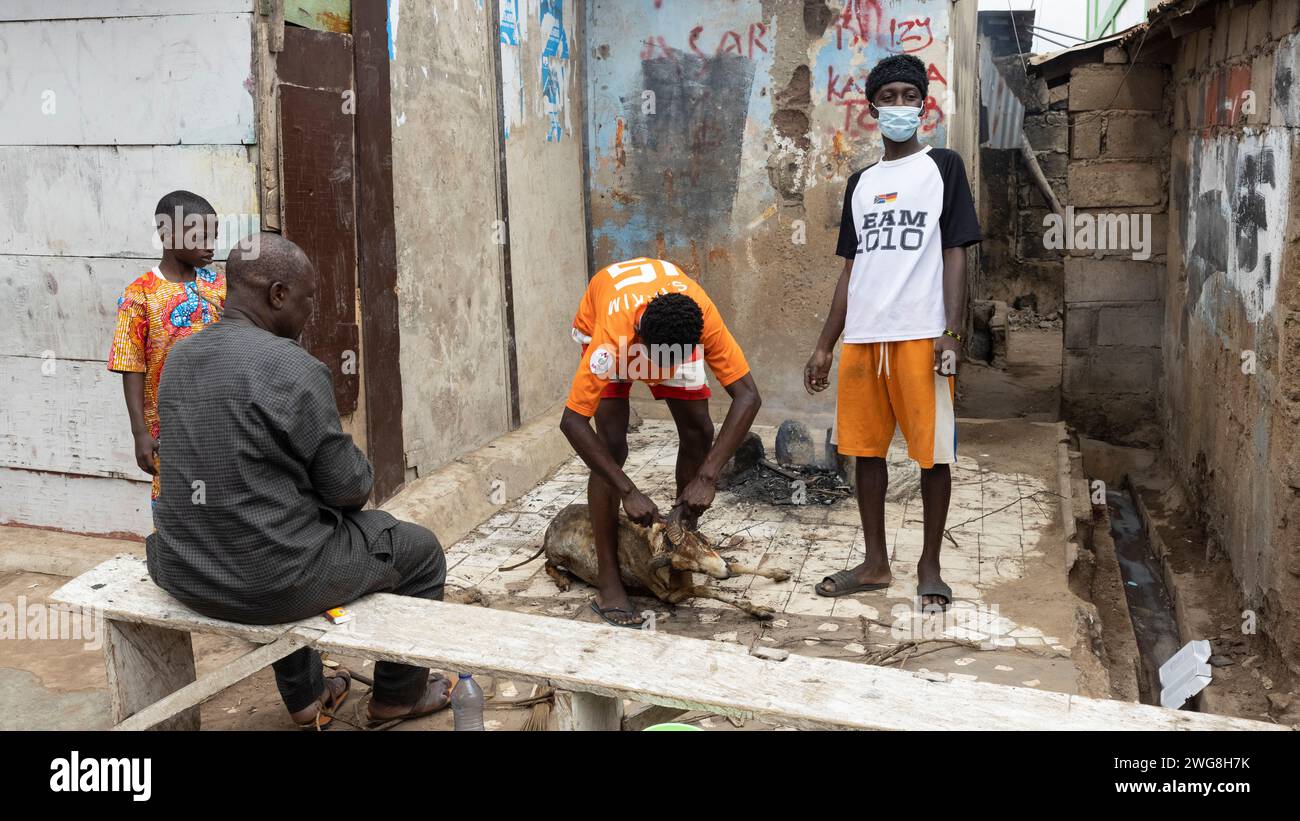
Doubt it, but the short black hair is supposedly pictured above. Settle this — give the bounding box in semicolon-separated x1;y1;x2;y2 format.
864;54;928;103
154;190;216;220
638;293;704;350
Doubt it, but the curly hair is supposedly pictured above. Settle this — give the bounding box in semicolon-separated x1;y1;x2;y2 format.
638;292;704;352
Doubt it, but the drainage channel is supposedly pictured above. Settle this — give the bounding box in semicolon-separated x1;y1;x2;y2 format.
1106;488;1184;705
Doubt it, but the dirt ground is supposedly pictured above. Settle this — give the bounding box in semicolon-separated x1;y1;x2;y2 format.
958;327;1062;421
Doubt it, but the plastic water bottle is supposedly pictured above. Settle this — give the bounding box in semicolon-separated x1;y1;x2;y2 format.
451;673;485;731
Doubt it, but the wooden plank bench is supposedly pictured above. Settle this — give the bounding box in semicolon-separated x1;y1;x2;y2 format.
52;556;1286;731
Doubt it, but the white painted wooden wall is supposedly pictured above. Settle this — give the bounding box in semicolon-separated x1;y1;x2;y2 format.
0;1;259;537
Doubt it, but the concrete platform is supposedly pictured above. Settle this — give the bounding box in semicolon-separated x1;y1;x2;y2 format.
0;417;1112;729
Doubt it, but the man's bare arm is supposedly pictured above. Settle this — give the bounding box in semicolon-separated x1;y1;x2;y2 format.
560;407;658;524
934;246;967;373
676;373;761;516
805;258;853;393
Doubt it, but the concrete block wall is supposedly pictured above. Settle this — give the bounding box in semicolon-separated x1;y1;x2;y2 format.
976;55;1068;315
1061;57;1172;444
1162;0;1300;670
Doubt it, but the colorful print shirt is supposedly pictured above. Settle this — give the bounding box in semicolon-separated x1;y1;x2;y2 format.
107;267;226;499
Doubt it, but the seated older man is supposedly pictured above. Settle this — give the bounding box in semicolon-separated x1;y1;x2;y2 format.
148;232;450;730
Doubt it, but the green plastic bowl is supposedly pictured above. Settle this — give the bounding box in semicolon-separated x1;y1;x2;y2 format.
643;722;703;731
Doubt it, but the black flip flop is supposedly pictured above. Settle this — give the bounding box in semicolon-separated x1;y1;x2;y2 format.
589;600;646;629
815;570;891;598
917;579;953;611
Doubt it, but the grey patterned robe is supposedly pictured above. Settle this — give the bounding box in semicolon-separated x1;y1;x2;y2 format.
147;319;400;624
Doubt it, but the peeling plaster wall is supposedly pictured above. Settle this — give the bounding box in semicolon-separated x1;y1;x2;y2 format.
1164;0;1300;667
499;0;590;420
391;1;589;477
390;1;513;477
585;0;958;422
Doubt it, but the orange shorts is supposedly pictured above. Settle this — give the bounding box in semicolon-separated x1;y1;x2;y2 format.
576;343;712;403
835;339;956;469
599;380;711;401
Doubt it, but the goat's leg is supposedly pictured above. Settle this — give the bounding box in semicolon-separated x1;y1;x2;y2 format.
681;585;776;620
726;562;791;582
544;562;573;592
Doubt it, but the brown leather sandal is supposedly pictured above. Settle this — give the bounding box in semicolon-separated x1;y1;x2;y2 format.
363;673;453;730
293;669;352;731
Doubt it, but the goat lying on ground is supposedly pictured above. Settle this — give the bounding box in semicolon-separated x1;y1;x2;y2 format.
534;503;790;620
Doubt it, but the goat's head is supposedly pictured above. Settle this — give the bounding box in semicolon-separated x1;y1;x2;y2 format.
647;518;731;579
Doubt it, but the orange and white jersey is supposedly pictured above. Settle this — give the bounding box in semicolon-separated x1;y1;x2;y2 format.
565;257;750;417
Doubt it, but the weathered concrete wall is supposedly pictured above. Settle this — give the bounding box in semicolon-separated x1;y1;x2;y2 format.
390;2;513;478
499;0;590;421
977;55;1068;315
1163;0;1300;668
391;1;590;479
585;0;962;422
0;2;259;537
1061;57;1172;444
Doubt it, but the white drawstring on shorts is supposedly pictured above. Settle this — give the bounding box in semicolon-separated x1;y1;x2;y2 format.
876;341;891;379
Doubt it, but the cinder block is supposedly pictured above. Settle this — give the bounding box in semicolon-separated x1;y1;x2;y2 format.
1068;161;1164;207
1049;82;1070;107
1065;258;1162;303
1037;151;1067;178
1196;27;1213;67
1104;114;1170;157
1273;0;1300;41
1018;209;1059;260
1024;112;1068;152
1064;306;1097;349
1212;8;1231;63
1229;4;1252;56
1063;351;1091;393
1068;64;1167;111
1105;45;1129;64
1186;82;1204;128
1072;116;1102;158
1249;0;1274;49
1065;212;1168;259
1089;347;1161;394
1273;34;1300;126
1095;301;1164;348
1250;51;1275;124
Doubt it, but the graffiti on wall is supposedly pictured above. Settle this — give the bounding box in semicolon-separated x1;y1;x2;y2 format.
586;0;954;267
1181;129;1291;329
814;0;949;148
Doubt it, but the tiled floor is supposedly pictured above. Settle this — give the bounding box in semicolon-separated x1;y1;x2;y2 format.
448;419;1082;695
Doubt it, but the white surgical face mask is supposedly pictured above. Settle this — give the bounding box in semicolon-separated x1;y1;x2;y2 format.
875;105;921;143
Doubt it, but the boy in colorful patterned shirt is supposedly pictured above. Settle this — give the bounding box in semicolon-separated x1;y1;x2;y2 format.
108;190;226;502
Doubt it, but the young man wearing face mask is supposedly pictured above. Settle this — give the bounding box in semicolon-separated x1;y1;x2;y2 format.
803;53;982;611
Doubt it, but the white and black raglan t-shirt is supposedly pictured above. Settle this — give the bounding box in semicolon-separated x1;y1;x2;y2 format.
835;145;982;343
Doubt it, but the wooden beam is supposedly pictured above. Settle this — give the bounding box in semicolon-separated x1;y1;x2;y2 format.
622;703;690;731
55;557;1289;732
352;0;407;502
1020;133;1065;217
115;628;322;731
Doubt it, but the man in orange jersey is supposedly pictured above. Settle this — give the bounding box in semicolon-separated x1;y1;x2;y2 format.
559;257;761;628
